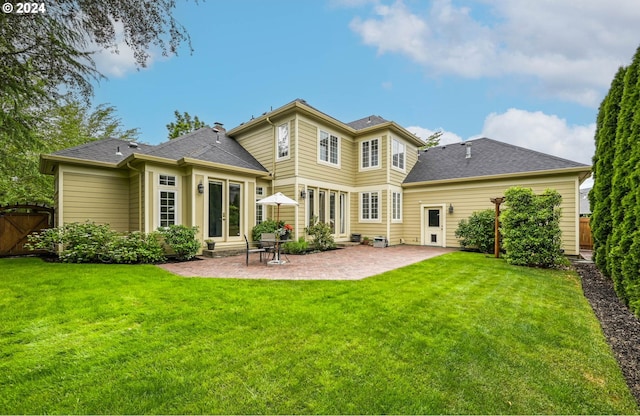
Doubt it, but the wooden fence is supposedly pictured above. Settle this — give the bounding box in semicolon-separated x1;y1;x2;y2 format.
0;204;54;256
579;217;593;250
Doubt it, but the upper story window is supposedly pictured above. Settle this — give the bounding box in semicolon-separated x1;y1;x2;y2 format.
277;123;289;159
319;130;339;166
361;138;379;169
159;174;176;186
392;138;405;170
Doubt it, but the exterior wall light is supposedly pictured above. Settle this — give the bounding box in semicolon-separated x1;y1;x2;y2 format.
449;203;454;214
197;182;204;194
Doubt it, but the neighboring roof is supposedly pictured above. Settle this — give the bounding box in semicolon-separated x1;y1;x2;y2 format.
580;187;592;215
347;115;389;130
51;137;154;164
404;137;591;184
145;127;267;172
44;128;268;173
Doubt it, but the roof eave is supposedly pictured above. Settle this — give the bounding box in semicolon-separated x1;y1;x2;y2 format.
355;121;424;146
180;157;269;177
39;154;120;175
403;166;592;188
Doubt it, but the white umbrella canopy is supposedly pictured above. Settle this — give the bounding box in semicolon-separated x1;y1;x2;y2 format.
256;192;299;206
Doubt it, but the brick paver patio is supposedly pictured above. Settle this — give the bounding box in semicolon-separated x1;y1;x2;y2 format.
158;245;455;280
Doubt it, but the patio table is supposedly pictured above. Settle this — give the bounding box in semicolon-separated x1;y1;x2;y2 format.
260;237;292;264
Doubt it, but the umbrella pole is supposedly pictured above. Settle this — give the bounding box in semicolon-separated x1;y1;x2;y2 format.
276;203;281;262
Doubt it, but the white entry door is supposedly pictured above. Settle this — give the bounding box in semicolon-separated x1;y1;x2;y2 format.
425;208;443;246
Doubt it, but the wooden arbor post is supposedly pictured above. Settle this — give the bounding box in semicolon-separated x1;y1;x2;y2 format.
490;197;505;258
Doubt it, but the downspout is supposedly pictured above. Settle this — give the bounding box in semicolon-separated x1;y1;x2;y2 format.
266;116;276;221
127;162;143;232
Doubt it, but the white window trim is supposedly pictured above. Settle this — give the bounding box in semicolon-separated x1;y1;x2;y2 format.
277;122;290;161
256;186;266;224
317;129;341;168
392;191;403;222
158;189;179;228
360;137;380;171
391;137;406;172
360;191;381;223
157;173;179;228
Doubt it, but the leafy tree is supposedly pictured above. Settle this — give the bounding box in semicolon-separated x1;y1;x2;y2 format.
500;187;566;268
589;66;626;276
0;98;139;205
455;209;495;254
418;130;443;151
166;110;208;139
0;1;195;148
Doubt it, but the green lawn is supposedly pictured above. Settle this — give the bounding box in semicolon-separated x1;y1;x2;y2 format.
0;252;636;414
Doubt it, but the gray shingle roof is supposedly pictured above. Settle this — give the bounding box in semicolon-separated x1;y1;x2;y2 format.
51;128;267;172
404;137;590;183
347;115;389;130
145;127;267;171
52;138;154;163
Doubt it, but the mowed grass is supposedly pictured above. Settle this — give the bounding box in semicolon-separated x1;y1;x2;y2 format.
0;252;636;414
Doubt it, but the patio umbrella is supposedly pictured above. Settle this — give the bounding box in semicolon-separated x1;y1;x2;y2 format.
256;192;298;264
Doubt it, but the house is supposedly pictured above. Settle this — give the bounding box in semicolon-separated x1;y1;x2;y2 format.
39;99;591;256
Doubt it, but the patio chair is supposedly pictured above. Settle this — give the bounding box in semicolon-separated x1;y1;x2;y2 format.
260;232;277;259
244;234;266;266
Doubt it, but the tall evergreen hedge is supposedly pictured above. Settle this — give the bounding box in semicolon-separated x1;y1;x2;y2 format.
591;45;640;315
589;67;625;276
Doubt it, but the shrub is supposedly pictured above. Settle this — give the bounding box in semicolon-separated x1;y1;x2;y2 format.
500;187;568;268
455;209;495;253
157;225;200;261
305;216;335;251
251;219;283;242
27;222;168;264
27;221;117;263
104;231;165;264
283;237;309;254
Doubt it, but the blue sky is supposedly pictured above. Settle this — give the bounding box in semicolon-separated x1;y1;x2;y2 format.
91;0;640;174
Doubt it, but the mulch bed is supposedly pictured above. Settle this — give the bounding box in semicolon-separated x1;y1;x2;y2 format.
573;260;640;404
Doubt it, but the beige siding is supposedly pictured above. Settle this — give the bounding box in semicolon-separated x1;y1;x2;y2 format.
129;172;141;231
235;125;274;174
350;190;388;240
355;134;387;187
403;174;580;255
61;167;130;232
275;119;295;179
297;118;355;186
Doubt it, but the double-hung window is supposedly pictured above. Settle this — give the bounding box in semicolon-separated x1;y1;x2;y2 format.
392;138;405;170
159;174;177;227
361;138;379;169
361;191;379;221
392;191;402;221
319;130;339;165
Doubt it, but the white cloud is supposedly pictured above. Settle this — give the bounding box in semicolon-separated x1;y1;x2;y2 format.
349;0;640;106
90;21;156;78
479;108;595;165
